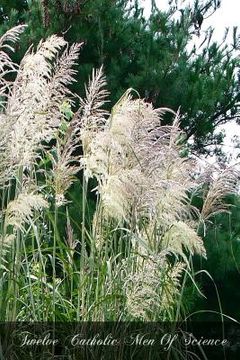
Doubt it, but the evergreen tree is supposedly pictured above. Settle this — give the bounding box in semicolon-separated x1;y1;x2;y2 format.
202;194;240;280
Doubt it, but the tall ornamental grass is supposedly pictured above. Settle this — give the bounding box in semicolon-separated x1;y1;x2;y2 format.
0;26;239;322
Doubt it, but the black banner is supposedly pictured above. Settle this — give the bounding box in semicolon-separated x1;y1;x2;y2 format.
0;321;240;359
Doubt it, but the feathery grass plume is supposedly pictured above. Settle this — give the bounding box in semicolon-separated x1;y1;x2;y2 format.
0;25;26;49
124;255;185;320
201;166;239;220
80;90;205;261
0;114;16;185
48;42;82;108
5;192;48;230
65;209;78;265
47;43;83;206
49;121;81;206
162;221;206;263
0;235;15;268
6;35;67;115
83;93;197;231
79;66;109;163
0;33;81;186
0;25;26;103
0;26;26;184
